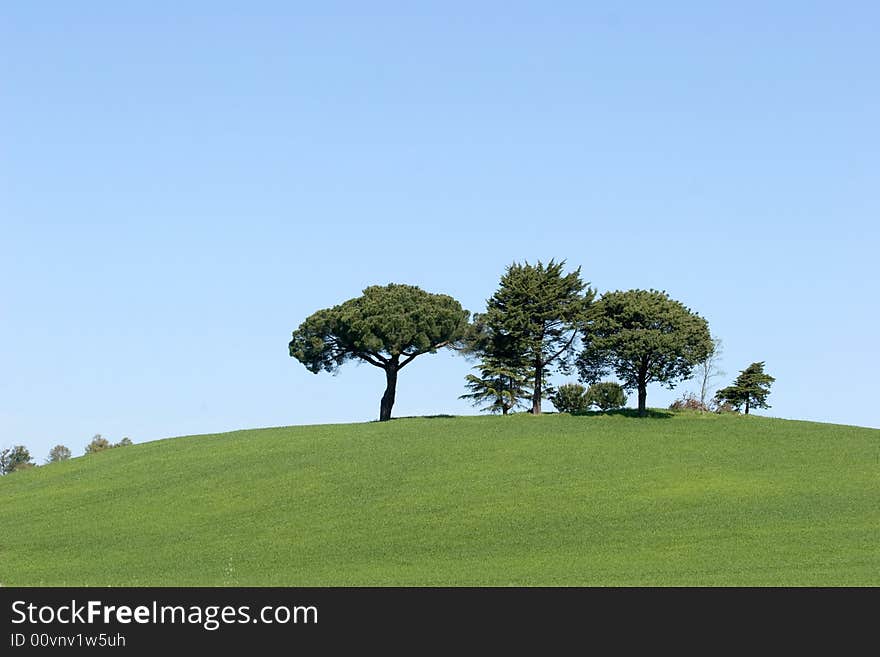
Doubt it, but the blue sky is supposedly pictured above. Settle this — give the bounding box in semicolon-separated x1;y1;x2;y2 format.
2;2;878;460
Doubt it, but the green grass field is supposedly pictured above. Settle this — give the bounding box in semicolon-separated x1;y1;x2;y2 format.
1;412;877;586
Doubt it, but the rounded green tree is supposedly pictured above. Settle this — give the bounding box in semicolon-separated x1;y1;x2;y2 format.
85;434;112;454
47;444;72;463
586;382;627;411
578;290;712;417
551;383;590;414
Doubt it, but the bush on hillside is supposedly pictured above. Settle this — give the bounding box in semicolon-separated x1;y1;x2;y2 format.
47;444;72;463
586;382;627;411
1;445;34;474
551;383;590;414
669;392;708;412
85;435;112;454
85;435;134;455
669;393;740;414
714;401;739;414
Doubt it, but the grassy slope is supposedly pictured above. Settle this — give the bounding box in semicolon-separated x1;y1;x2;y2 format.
1;413;877;586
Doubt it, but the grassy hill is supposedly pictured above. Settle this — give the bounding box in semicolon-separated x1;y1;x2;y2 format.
1;412;877;586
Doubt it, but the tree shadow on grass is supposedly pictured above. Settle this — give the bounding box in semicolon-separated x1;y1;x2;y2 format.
375;414;458;422
576;408;674;420
377;410;674;422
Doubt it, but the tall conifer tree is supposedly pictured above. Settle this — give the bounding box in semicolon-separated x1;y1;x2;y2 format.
480;260;594;414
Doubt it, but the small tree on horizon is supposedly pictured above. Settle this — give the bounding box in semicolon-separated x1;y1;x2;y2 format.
290;284;470;421
47;444;72;463
715;361;775;415
460;360;533;415
85;434;112;454
693;336;725;412
1;445;34;474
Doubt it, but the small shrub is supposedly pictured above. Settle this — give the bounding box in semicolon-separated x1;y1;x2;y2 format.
586;382;627;411
714;401;738;414
85;435;134;455
669;393;739;414
552;383;590;414
669;392;708;412
85;434;112;454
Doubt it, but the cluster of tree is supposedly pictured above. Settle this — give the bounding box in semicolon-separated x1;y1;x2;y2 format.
290;260;775;421
0;445;34;475
84;434;133;454
669;359;776;416
1;435;133;476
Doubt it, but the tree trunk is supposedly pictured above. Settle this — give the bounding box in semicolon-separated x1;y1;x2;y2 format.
699;364;708;413
745;395;750;415
637;384;647;417
379;364;398;422
532;360;543;414
637;361;648;417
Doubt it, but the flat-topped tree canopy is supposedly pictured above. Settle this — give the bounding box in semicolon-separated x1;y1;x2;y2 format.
290;283;470;421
